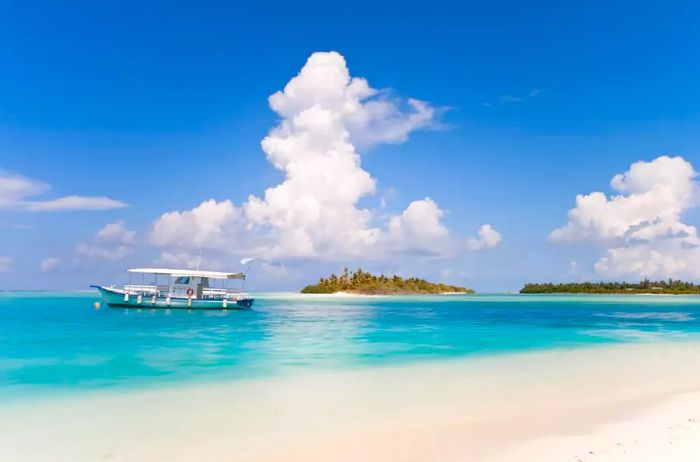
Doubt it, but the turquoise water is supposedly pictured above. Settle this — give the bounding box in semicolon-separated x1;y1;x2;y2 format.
2;291;700;400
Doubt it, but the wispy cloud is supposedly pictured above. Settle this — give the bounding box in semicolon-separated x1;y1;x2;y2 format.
40;257;61;272
0;171;127;212
0;222;33;230
26;196;126;212
0;256;12;272
76;221;135;260
483;88;544;107
499;95;526;104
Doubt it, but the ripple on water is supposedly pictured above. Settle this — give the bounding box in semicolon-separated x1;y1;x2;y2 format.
594;311;695;322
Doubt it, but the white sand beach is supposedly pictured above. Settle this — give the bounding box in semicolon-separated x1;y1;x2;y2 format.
3;342;700;462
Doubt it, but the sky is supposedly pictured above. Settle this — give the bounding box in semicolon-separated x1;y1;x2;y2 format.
1;0;700;291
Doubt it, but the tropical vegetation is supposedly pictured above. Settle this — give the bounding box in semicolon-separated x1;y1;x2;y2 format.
520;279;700;294
301;268;474;295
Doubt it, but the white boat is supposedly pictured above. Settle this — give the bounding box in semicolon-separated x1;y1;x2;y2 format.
93;268;255;309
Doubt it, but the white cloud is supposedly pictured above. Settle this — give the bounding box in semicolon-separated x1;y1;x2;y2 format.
466;224;502;250
95;221;134;244
156;251;202;269
592;241;700;277
96;221;136;243
0;173;49;207
27;196;126;212
346;98;437;147
379;187;397;208
76;245;132;260
150;199;239;249
387;198;450;255
259;261;293;279
0;171;127;211
551;156;700;278
241;51;400;258
266;52;436;148
0;256;12;272
149;51;492;261
569;261;579;273
40;257;61;272
551;156;696;243
76;221;136;260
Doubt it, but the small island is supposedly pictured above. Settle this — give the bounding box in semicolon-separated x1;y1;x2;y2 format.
520;279;700;295
301;268;474;295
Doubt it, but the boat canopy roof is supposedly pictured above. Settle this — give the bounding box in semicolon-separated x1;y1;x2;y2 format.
127;268;246;280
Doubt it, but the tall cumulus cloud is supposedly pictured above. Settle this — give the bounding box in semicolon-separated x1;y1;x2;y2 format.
150;51;499;260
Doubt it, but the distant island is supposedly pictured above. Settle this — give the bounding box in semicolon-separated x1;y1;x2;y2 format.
520;279;700;295
301;268;474;295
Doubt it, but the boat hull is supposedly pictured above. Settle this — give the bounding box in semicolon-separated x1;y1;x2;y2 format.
94;286;254;310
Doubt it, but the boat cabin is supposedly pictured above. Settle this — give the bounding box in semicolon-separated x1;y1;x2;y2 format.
171;275;205;298
94;267;254;309
124;268;247;300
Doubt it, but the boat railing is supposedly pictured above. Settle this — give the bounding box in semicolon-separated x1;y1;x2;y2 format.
124;284;158;295
202;288;226;299
202;288;248;300
226;291;252;301
123;285;250;300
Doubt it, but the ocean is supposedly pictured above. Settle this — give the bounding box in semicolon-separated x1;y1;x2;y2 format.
2;291;700;401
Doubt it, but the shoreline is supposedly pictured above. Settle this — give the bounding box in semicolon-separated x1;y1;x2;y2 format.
295;290;473;297
521;291;700;296
3;342;700;461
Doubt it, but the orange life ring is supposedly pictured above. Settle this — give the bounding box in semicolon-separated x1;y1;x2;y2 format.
186;288;194;297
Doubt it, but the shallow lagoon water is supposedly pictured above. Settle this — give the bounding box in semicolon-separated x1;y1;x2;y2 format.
2;291;700;400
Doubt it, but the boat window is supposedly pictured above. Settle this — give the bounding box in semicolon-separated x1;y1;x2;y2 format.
174;276;190;284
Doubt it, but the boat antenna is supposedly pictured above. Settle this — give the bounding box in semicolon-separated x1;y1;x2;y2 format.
240;257;256;275
240;257;256;291
196;249;202;271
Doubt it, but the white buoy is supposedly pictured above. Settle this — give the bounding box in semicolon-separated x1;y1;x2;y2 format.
137;294;142;305
151;296;156;305
124;293;129;302
222;299;228;309
166;296;171;306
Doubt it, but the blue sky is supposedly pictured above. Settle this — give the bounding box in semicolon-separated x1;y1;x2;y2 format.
1;0;700;291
